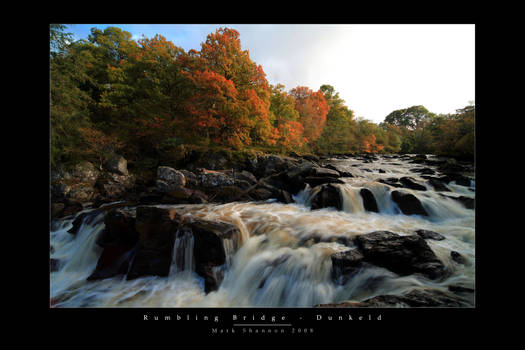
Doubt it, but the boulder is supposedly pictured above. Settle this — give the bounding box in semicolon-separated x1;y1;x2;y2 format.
360;188;379;213
304;176;345;187
378;178;404;188
103;154;128;176
126;206;182;280
331;249;365;285
186;220;240;293
399;177;427;191
179;170;199;187
427;177;450;192
415;229;445;241
391;190;428;216
196;169;234;188
354;231;446;279
72;161;100;183
276;190;294;204
450;251;468;265
157;166;186;189
310;184;343;211
50;258;60;272
324;164;354;177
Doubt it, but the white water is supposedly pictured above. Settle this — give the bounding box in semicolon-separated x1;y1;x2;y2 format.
50;155;475;307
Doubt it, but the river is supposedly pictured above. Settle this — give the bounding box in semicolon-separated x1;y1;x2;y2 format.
50;154;475;307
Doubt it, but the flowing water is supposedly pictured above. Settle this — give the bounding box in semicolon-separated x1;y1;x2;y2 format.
50;155;475;307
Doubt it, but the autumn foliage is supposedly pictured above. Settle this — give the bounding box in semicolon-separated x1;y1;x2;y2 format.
50;25;474;170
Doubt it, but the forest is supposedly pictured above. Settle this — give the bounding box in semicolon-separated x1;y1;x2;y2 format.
50;24;475;172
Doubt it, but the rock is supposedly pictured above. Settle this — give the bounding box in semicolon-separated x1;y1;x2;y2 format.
255;155;298;178
448;285;475;294
378;178;404;188
354;231;446;279
186;220;240;293
411;167;435;175
324;164;354;177
196;169;234;188
104;154;128;176
310;167;340;178
50;258;60;272
450;251;468;265
302;154;320;163
311;184;343;211
51;202;65;218
248;187;274;201
442;195;475;209
331;249;365;284
391;190;428;216
360;188;379;213
68;183;96;202
415;229;445;240
188;190;209;204
411;154;428;163
210;186;250;203
157;166;186;189
399;177;427;191
87;245;136;280
304;176;345;187
61;199;85;217
276;190;294;204
179;170;198;187
318;288;470;307
126;206;183;280
427;177;450;192
72;161;100;183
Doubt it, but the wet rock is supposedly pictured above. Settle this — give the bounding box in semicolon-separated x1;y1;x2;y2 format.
318;288;470;307
442;195;475;209
448;285;475;294
255;155;298;178
126;206;183;280
51;202;65;219
415;229;445;241
331;249;365;285
391;190;428;216
324;164;354;177
50;258;60;272
188;190;209;204
451;251;468;265
304;176;345;187
399;177;427;191
88;245;136;280
310;167;340;178
360;188;379;213
248;187;274;201
411;167;435;175
103;154;128;176
378;178;404;188
276;190;294;204
427;177;450;192
354;231;446;279
186;220;240;293
311;184;343;211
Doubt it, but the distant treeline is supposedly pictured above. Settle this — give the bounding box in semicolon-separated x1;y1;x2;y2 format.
50;24;474;170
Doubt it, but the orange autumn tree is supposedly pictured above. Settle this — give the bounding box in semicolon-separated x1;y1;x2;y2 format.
183;69;252;149
196;27;273;146
290;86;329;147
362;134;385;153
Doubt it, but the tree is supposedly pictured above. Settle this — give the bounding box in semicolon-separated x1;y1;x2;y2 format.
290;86;329;146
384;105;434;130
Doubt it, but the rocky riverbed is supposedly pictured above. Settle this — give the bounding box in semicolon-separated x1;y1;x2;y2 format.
50;152;475;307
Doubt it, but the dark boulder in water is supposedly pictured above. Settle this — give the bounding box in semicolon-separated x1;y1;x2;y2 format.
310;184;343;211
415;229;445;241
378;178;404;188
450;251;469;265
126;206;182;280
354;231;446;279
360;188;379;213
304;176;345;187
391;191;428;216
331;249;365;285
427;177;450;192
399;177;427;191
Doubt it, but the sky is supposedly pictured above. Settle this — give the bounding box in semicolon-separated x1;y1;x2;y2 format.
65;24;475;124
